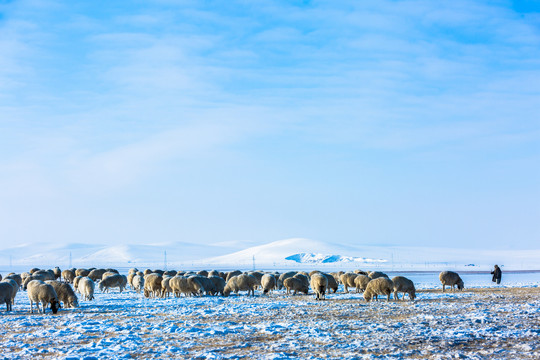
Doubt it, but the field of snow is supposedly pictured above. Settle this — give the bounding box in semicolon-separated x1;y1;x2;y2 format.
1;272;539;359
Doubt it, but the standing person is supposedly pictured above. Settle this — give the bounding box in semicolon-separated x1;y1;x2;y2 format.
491;265;502;285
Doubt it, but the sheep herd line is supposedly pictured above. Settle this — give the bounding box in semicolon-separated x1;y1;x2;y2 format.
0;267;466;314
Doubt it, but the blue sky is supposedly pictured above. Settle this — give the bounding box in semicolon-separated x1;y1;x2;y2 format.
0;0;539;251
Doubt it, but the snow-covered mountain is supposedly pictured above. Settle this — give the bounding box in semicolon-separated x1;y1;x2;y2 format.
1;237;539;272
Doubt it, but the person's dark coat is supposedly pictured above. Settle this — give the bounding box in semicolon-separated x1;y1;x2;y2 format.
491;265;502;284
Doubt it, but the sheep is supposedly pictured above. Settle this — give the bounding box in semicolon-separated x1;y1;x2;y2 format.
46;280;79;308
52;267;62;280
88;269;107;282
392;276;416;301
163;270;177;277
225;270;243;282
330;271;344;284
293;273;310;290
197;270;209;277
283;277;309;295
208;270;221;278
144;273;163;298
0;274;3;281
187;276;205;296
127;273;136;289
62;269;75;284
368;271;389;280
128;268;139;275
364;277;394;302
29;268;40;274
152;269;165;276
28;282;61;314
101;271;119;280
143;269;153;276
191;275;216;296
73;276;83;293
99;274;125;293
75;268;90;277
261;274;276;294
23;273;51;290
132;274;145;294
208;275;226;296
354;269;368;275
161;276;173;298
320;272;339;293
354;275;371;293
0;282;14;311
439;271;464;292
247;271;264;288
340;272;359;293
278;271;297;290
1;279;19;305
223;274;258;297
311;273;328;300
5;273;22;289
78;277;95;301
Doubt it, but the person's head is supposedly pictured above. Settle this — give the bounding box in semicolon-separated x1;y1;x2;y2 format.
494;265;499;268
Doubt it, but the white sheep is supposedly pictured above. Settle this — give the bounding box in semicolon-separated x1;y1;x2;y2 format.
363;277;394;302
0;282;14;311
73;276;83;293
144;273;163;298
340;272;359;293
223;274;258;297
1;278;19;306
354;275;371;293
28;282;61;314
277;271;297;290
46;280;79;308
368;271;389;280
208;275;226;296
62;269;75;284
78;277;95;301
5;273;22;289
283;277;308;295
392;276;416;301
132;274;145;294
99;274;125;293
161;276;173;298
261;274;276;294
439;271;464;292
310;273;328;300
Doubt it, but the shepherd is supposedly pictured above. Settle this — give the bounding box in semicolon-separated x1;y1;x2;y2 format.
491;264;502;285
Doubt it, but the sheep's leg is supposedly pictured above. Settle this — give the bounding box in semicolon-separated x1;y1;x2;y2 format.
442;284;445;292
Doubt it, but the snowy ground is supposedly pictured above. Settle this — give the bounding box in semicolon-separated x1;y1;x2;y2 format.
1;274;539;359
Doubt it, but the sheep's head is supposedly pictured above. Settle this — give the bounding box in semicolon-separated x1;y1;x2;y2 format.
223;286;231;297
363;291;372;302
409;290;416;301
50;299;61;314
70;297;79;308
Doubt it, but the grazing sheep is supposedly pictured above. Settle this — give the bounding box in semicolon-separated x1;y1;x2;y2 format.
354;269;368;275
225;270;243;283
340;273;359;293
223;274;258;297
330;271;344;284
29;268;40;274
439;271;464;292
62;269;75;284
132;274;144;294
278;271;297;290
354;275;371;293
170;276;199;297
1;279;18;305
52;267;62;280
364;277;394;302
161;276;173;298
0;282;14;311
192;275;216;296
261;274;276;294
75;268;90;277
197;270;209;277
283;277;309;295
144;273;163;298
46;280;79;308
187;276;206;296
208;270;221;278
311;273;328;300
368;271;389;280
78;277;95;301
392;276;416;301
5;274;22;289
208;276;226;296
293;274;310;290
152;269;165;276
88;269;107;282
23;273;52;290
28;283;61;314
143;269;153;276
163;270;177;277
320;273;339;293
247;271;264;287
128;268;139;276
99;274;125;293
73;276;83;293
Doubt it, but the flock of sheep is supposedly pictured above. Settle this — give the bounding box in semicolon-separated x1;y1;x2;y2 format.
0;267;465;314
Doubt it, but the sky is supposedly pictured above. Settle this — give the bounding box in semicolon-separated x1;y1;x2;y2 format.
0;0;539;252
